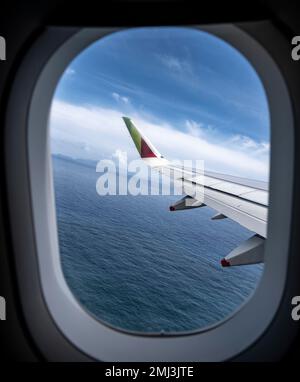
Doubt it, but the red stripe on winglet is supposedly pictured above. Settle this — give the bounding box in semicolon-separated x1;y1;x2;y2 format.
141;138;156;158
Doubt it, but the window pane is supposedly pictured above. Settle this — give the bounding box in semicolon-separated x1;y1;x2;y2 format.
50;27;269;333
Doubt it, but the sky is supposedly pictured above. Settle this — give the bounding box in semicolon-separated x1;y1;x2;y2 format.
50;27;270;180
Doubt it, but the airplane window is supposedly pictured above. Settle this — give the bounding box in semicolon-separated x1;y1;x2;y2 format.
49;27;269;333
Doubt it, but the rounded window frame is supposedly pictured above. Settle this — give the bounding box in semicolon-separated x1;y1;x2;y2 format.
5;24;294;361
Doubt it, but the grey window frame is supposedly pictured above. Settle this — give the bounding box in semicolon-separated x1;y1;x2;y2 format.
5;23;295;361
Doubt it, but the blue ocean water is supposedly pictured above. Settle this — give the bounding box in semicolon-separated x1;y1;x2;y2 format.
53;155;263;333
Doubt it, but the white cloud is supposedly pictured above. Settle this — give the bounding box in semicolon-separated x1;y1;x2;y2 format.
112;92;130;104
49;100;269;181
185;120;205;137
65;68;75;76
229;134;270;155
81;142;91;152
158;54;191;74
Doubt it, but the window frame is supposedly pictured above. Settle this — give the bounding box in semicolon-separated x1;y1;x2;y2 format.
4;23;295;361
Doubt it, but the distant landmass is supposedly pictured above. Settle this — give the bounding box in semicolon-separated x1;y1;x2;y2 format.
52;153;98;169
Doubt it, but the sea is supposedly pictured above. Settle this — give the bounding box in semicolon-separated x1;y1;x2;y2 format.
52;155;263;333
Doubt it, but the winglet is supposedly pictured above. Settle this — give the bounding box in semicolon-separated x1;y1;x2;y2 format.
122;117;163;159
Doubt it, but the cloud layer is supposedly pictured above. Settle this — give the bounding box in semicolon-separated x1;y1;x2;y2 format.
50;100;269;181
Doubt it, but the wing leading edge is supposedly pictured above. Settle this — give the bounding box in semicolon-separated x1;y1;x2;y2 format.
123;117;268;267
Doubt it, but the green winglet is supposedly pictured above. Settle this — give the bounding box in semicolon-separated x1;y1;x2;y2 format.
122;117;142;155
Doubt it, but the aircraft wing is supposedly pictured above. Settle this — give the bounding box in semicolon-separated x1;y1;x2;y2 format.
123;117;268;267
